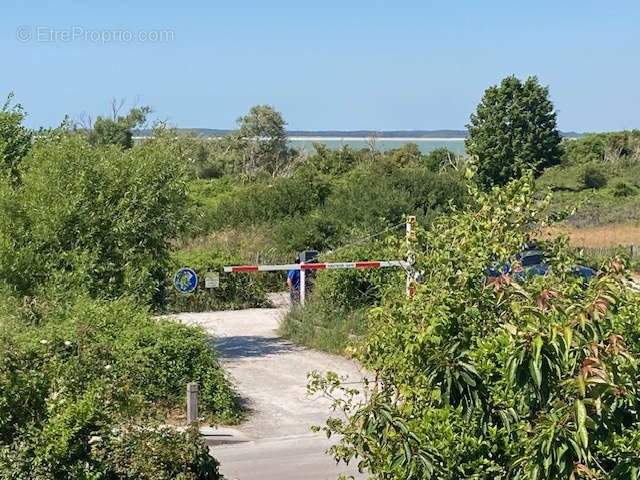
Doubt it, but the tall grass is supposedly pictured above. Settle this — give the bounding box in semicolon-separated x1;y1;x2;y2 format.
542;224;640;247
279;298;367;354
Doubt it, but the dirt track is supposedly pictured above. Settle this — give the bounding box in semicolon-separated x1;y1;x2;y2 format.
176;294;367;480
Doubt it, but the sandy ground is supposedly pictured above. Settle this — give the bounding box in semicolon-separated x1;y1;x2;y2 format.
176;294;368;480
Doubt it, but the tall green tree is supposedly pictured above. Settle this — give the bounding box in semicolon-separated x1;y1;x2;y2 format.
235;104;290;176
0;93;32;181
466;76;562;187
87;101;151;149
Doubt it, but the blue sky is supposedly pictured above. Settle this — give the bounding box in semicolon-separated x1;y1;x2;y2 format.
2;1;638;131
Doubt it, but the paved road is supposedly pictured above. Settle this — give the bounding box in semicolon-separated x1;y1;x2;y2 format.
177;294;368;480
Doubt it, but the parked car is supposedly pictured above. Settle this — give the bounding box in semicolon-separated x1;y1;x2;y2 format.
488;247;596;284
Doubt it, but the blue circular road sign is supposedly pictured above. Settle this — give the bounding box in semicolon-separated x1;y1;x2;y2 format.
173;267;198;293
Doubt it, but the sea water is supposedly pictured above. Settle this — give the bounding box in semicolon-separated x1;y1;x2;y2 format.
288;138;466;154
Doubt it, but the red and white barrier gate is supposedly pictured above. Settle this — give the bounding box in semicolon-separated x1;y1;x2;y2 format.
223;216;417;304
223;260;407;273
224;261;408;304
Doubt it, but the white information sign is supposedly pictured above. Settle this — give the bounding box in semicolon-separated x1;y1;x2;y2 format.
205;273;220;289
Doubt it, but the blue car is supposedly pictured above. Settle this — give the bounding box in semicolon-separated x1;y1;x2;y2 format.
488;248;596;283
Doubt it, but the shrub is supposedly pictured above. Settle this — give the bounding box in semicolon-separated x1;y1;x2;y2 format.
563;130;640;166
203;169;332;230
280;297;368;354
580;163;608;189
280;239;404;353
612;180;637;197
308;143;362;175
423;146;458;171
311;174;640;479
0;297;239;425
390;143;423;168
0;92;32;181
1;424;223;480
95;426;222;480
0;132;190;306
0;295;236;478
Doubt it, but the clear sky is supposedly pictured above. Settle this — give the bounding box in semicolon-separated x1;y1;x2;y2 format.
2;1;638;132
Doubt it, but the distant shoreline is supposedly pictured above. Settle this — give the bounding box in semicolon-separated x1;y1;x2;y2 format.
288;136;466;141
132;136;468;141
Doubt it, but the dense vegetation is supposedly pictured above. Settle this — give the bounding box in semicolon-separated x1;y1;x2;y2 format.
310;174;640;479
0;97;236;479
538;130;640;227
280;238;405;353
2;72;638;478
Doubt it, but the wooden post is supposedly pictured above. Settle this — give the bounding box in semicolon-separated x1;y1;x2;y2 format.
187;382;198;424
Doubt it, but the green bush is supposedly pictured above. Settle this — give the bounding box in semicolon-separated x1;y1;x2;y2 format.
0;295;236;478
280;239;404;353
191;153;467;257
308;143;363;175
280;297;368;354
580;163;608;189
267;165;466;254
1;424;223;480
0;92;32;181
163;248;269;312
612;180;637;197
94;426;222;480
563;130;640;166
202;169;332;230
423;146;459;171
0;132;190;306
311;175;640;479
0;297;239;425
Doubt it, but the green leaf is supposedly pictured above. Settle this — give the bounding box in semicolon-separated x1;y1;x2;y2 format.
575;399;586;430
577;425;588;449
458;361;479;377
533;335;543;364
575;375;586;397
529;358;542;388
460;370;476;387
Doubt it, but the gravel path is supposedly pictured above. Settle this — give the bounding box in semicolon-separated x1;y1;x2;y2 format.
176;293;368;480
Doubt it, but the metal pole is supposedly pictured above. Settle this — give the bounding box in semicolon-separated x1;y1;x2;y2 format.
406;215;416;298
300;269;306;305
187;382;198;424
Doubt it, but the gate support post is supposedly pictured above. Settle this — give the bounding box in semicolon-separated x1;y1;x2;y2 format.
300;269;306;305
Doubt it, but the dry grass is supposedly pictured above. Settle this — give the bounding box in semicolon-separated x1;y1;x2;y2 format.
175;225;288;264
541;223;640;248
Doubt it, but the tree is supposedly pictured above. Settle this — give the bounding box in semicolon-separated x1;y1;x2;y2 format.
391;142;422;167
0;131;189;305
235;105;290;176
0;92;32;181
466;76;562;187
86;99;151;149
